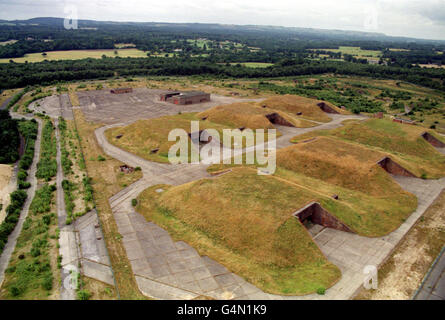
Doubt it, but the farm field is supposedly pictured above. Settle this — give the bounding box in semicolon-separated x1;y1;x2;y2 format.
0;48;148;63
313;46;382;58
230;62;274;68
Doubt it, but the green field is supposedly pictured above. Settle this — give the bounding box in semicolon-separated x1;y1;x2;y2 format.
314;46;382;58
231;62;274;68
0;48;148;63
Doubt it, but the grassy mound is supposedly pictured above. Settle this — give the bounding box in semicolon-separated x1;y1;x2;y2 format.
278;137;395;195
105;105;299;163
261;95;347;123
136;167;341;295
291;119;445;178
197;102;316;129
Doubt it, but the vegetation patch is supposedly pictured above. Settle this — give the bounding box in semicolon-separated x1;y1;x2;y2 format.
136;167;341;295
0;118;38;255
73;109;145;299
197;101;316;129
0;183;58;299
36;119;57;181
291;119;445;178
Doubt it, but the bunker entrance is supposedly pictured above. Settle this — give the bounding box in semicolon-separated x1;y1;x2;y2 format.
293;202;354;233
422;132;445;148
377;157;415;177
265;113;295;127
317;102;339;114
188;130;213;146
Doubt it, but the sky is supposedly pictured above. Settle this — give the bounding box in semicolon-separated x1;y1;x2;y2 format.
0;0;444;40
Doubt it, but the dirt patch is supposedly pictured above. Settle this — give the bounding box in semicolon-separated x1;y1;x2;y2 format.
355;189;445;300
0;164;14;222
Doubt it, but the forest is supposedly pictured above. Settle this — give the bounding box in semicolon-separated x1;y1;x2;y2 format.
1;56;445;92
0;18;445;92
0;110;20;164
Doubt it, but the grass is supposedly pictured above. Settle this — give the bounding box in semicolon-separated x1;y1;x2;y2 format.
0;88;20;107
197;101;316;129
291;119;445;179
313;46;382;58
36;120;57;181
0;48;147;63
0;184;59;300
230;62;274;68
72;109;145;299
355;189;445;300
136;167;341;295
105;110;289;163
260;94;347;123
273;137;418;236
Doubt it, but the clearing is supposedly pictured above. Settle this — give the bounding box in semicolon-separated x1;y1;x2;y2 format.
0;164;13;222
0;48;147;63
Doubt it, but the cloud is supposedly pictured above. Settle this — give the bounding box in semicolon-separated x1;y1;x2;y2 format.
0;0;444;40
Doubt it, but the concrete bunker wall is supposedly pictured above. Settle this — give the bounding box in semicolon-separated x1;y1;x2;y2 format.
422;132;445;148
293;202;354;233
377;157;416;177
317;102;339;114
265;113;295;127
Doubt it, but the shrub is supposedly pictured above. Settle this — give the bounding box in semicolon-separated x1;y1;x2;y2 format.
9;286;20;297
77;289;92;300
317;287;326;295
42;275;53;291
131;199;138;207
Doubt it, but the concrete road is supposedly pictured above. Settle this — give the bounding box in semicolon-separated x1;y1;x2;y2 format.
414;247;445;300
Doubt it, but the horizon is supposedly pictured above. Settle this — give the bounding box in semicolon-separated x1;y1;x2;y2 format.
1;0;445;41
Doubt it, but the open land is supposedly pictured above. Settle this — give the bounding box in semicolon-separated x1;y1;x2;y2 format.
1;75;444;300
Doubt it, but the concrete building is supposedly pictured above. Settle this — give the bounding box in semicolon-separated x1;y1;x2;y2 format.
110;88;133;94
160;91;211;105
393;117;416;125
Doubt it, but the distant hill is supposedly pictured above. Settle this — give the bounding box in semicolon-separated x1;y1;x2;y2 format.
1;17;444;44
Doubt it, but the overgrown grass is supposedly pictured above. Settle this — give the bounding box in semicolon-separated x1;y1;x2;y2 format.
36;120;57;181
73;109;144;299
291;119;445;178
0;183;58;299
136;167;341;295
0;119;38;255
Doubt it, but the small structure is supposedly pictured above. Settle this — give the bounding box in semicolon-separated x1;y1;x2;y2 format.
421;132;445;148
373;112;384;119
160;91;210;105
293;202;354;233
265;113;295;127
317;102;339;114
160;92;181;101
119;165;135;174
377;157;415;177
393;117;416;125
110;88;133;94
